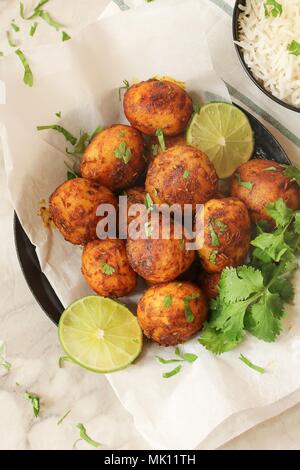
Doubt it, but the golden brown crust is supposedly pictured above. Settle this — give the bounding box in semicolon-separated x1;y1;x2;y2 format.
197;197;251;273
80;124;146;191
231;159;300;225
82;239;137;297
49;178;117;245
126;216;195;284
137;282;207;346
145;145;218;210
124;79;193;136
198;271;221;300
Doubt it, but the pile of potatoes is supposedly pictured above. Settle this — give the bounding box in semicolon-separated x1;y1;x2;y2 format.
49;79;300;347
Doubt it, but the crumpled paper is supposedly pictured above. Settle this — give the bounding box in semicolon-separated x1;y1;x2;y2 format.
1;0;300;450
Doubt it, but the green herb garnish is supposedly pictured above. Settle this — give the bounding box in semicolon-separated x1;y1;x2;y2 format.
30;22;39;36
209;250;218;264
239;354;266;374
34;10;63;30
264;166;278;171
208;222;220;247
76;423;101;448
89;126;104;141
118;79;130;100
15;49;33;86
283;165;300;185
287;40;300;57
175;346;198;363
199;199;300;355
151;144;159;157
0;342;11;371
183;170;190;179
62;31;71;42
101;263;115;276
156;356;181;364
114;141;132;164
119;130;125;137
155;128;166;152
183;294;200;323
37;124;77;145
58;355;74;368
66;132;89;155
6;31;18;48
162;365;182;378
154;188;158;197
144;193;154;212
57;409;71;425
214;218;228;234
24;391;40;417
264;0;283;18
193;102;201;114
11;21;20;32
163;295;173;307
144;221;153;238
55;111;61;118
236;172;254;190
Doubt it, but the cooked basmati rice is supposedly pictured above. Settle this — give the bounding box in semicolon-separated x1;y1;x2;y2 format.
236;0;300;108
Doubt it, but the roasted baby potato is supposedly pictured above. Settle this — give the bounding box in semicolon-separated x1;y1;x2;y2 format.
197;197;251;273
198;271;221;300
82;239;137;297
145;145;218;210
137;282;207;346
80;124;146;191
231;159;300;225
49;178;117;245
124;79;193;136
126;216;195;284
147;133;186;162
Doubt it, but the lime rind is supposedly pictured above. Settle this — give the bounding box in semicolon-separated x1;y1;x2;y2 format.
186;102;254;178
58;296;142;374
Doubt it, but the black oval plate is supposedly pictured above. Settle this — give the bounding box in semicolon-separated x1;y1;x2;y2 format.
14;107;291;326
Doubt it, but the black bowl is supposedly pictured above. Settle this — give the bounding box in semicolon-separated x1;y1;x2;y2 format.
232;0;300;114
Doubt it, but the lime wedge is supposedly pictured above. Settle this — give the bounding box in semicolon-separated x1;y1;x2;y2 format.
186;102;254;178
58;296;142;373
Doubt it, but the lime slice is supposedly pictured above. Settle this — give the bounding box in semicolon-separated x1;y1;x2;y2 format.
186;102;254;178
58;296;142;373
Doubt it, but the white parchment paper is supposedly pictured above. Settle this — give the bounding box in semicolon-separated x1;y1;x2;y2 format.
1;0;300;450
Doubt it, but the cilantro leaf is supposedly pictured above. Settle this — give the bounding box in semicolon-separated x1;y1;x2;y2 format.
251;231;289;262
235;172;254;190
183;294;200;323
214;218;228;233
283;165;300;185
66;132;89;155
114;141;132;164
218;266;263;304
0;341;11;371
287;40;300;57
208;222;219;247
183;170;190;179
239;354;265;374
76;423;101;448
7;31;18;48
162;365;182;378
264;0;282;18
295;212;300;234
155;128;166;152
101;263;115;276
57;409;71;425
11;21;20;32
90;126;104;141
245;292;282;342
30;22;39;36
144;193;154;212
151;144;159;157
118;79;130;100
269;277;294;303
163;295;172;308
35;10;63;30
175;347;198;363
15;49;33;86
156;356;182;364
62;31;71;42
37;124;77;145
266;198;293;227
24;391;40;417
59;355;74;368
198;324;241;355
209;250;218;264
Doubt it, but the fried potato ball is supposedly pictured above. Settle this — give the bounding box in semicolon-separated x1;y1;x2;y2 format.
198;271;221;300
82;239;136;297
124;79;193;136
49;178;117;245
231;159;300;225
145;145;218;210
80;124;146;191
147;133;186;162
126;216;195;284
197;197;251;273
137;282;207;346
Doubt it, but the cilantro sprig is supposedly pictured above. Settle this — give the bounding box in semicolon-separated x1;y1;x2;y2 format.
75;423;101;449
24;391;40;417
157;346;198;378
264;0;283;18
287;41;300;57
155;128;166;152
199;198;300;354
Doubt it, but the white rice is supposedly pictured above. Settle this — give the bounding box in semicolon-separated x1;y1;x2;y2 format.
236;0;300;108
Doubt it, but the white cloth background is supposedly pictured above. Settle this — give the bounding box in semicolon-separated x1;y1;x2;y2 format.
1;0;300;450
